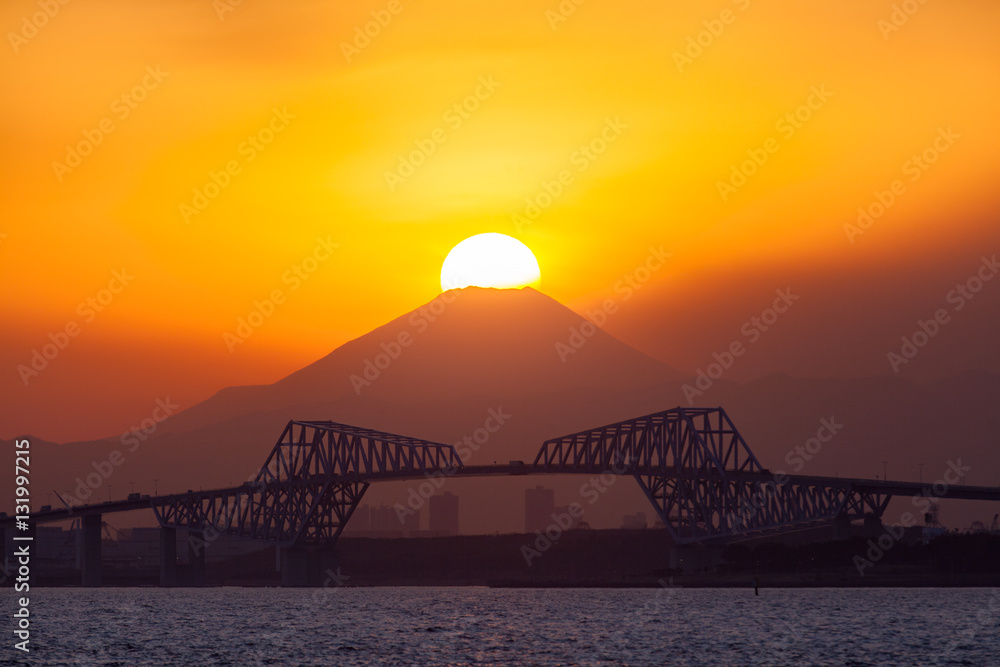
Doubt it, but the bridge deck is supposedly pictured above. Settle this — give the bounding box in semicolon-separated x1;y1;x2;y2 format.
4;464;998;528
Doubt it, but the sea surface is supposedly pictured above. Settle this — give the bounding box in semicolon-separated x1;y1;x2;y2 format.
2;587;998;666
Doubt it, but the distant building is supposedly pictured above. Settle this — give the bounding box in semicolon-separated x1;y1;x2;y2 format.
370;504;402;535
353;503;419;538
525;486;555;533
400;508;420;537
429;492;459;535
622;512;647;530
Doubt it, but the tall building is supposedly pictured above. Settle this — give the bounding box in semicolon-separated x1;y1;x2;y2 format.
622;512;647;529
370;504;402;534
429;492;459;535
525;485;555;533
369;504;419;537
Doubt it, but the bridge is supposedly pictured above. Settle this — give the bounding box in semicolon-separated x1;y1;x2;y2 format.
4;406;999;586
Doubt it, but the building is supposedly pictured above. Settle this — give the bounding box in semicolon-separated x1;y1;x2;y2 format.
370;504;401;535
369;504;419;537
622;512;647;530
429;492;459;535
525;486;555;533
400;508;420;537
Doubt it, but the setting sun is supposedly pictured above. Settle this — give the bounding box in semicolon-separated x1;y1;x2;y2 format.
440;233;541;291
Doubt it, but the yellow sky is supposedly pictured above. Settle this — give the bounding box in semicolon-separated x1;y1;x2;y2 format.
2;0;999;439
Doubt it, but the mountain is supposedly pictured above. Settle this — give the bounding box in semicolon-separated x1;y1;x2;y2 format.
3;288;687;529
6;288;999;534
158;287;683;436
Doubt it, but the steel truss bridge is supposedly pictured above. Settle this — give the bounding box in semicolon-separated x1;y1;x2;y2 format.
9;407;1000;552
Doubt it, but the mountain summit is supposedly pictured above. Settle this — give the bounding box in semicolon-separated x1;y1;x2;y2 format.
9;288;1000;533
15;287;685;515
163;287;682;434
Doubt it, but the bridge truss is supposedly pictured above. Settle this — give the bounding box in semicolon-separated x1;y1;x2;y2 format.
148;408;905;547
151;420;462;546
534;407;890;544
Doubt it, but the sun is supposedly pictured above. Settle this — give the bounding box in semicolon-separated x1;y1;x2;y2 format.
440;233;541;291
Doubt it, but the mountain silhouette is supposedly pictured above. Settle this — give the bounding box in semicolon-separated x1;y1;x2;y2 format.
6;287;687;528
159;287;683;436
6;288;998;533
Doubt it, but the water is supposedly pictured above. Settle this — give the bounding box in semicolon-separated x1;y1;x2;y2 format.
2;587;998;666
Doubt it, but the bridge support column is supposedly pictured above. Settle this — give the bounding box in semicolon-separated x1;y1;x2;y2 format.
280;547;323;586
318;550;341;586
280;547;307;587
188;529;206;587
81;514;102;587
159;527;178;587
834;514;852;540
863;515;883;538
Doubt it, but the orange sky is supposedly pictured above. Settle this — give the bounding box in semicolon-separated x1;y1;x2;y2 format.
2;0;999;442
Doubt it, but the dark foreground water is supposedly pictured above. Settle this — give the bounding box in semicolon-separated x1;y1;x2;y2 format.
2;587;998;666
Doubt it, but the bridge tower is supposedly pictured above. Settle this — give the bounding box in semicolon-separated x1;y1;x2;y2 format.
151;420;462;585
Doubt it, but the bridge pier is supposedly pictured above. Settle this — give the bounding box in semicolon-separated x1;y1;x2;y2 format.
834;514;853;540
279;547;304;586
863;514;884;538
279;547;325;587
81;514;102;587
159;527;178;587
319;550;341;586
188;529;206;587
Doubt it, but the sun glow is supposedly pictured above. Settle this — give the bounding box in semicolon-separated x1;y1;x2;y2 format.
440;233;541;291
